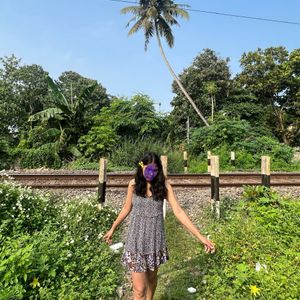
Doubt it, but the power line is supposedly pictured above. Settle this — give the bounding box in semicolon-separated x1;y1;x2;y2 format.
109;0;300;26
187;8;300;26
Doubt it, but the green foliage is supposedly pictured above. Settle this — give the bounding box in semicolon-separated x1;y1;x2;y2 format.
26;125;61;148
170;49;231;140
0;138;13;169
197;186;300;299
0;55;49;142
188;119;295;170
186;145;258;172
14;143;62;169
188;119;253;154
157;186;300;299
167;150;185;173
0;180;122;299
109;138;167;169
187;156;208;173
220;87;274;137
64;157;99;170
93;94;164;140
0;233;31;299
234;150;257;170
78;125;118;160
56;71;109;119
235;135;294;163
237;47;300;145
0;180;59;236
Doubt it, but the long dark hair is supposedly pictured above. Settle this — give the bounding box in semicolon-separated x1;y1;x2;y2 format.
134;152;167;201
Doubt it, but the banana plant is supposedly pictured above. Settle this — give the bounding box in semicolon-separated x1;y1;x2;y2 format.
28;75;97;159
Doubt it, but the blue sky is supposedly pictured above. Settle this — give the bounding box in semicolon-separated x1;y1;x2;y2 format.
0;0;299;112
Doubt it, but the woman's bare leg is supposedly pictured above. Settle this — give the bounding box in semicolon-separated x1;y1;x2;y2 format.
146;267;158;300
131;271;148;300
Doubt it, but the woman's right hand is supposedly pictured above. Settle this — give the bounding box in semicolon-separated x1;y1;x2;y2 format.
102;228;114;245
199;235;216;254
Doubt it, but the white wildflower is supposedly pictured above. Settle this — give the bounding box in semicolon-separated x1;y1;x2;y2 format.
255;262;268;272
187;287;197;293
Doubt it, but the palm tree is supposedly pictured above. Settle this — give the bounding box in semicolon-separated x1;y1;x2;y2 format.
203;81;218;122
121;0;209;126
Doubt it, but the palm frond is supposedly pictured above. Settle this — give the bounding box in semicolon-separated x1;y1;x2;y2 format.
78;83;97;102
46;76;70;111
58;127;68;147
128;16;146;35
165;6;189;20
139;0;151;7
121;0;187;50
28;108;64;123
121;6;142;15
163;11;179;26
45;128;61;137
157;17;174;48
126;15;138;28
146;6;158;19
144;20;154;50
66;145;82;158
75;83;97;111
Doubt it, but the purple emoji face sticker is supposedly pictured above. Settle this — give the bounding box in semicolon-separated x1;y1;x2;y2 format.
143;163;158;181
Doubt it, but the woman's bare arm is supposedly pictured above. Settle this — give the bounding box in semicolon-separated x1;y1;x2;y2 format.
165;180;215;252
110;179;135;231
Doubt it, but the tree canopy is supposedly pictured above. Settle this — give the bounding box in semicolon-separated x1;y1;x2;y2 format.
237;46;300;145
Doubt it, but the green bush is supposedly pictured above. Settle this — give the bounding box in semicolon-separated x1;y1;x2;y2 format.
187;119;295;171
235;136;294;163
194;186;300;299
109;139;167;169
187;156;208;173
64;157;99;170
14;144;62;169
0;180;123;299
0;139;12;170
0;233;32;299
167;150;185;173
78;125;118;160
188;119;253;154
0;180;59;236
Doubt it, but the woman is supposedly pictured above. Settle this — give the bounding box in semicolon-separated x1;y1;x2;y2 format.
103;152;215;300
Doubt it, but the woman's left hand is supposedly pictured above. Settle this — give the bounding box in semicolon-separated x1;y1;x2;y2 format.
199;235;216;254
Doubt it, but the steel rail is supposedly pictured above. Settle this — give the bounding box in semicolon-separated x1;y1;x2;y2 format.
1;172;300;189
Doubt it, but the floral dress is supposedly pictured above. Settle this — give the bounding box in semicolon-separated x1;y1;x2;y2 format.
121;193;169;272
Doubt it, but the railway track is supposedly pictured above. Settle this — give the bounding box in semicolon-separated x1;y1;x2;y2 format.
2;171;300;189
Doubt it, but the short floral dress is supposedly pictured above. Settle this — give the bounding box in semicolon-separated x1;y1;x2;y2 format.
121;193;169;272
